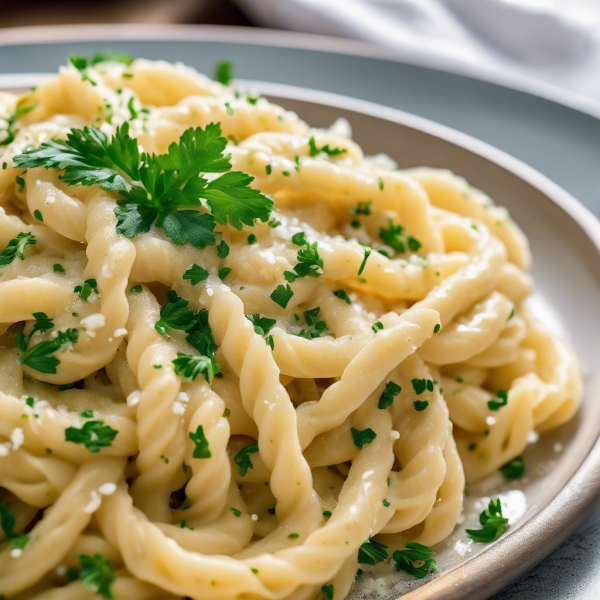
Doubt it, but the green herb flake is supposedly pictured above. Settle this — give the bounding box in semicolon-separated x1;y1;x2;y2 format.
0;504;29;550
357;247;371;276
189;424;211;458
487;389;508;411
287;533;300;539
235;442;259;477
183;264;209;286
230;507;242;517
291;232;307;246
411;378;433;395
351;427;377;449
321;583;334;600
217;240;230;258
382;498;390;507
74;278;98;301
129;285;142;294
53;263;65;273
350;200;372;216
270;283;294;309
246;314;276;336
173;353;219;384
308;136;347;157
0;231;36;266
80;410;94;418
378;381;401;409
65;421;118;453
247;233;257;244
358;537;388;566
371;321;383;333
434;323;441;333
33;209;43;223
414;400;429;411
466;498;509;543
393;543;437;579
333;289;351;304
75;553;115;599
500;455;525;480
214;61;233;86
218;266;232;280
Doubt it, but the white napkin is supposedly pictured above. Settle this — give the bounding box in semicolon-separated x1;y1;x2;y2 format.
235;0;600;109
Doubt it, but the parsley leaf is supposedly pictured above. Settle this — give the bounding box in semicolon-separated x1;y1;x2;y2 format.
183;264;209;286
393;543;437;579
308;137;347;157
0;103;38;147
74;278;97;301
76;553;115;599
351;427;377;449
203;171;273;230
235;442;259;477
173;353;219;384
155;290;196;336
293;241;323;278
358;537;388;566
0;504;29;550
321;583;334;600
466;498;509;543
500;455;525;480
378;381;401;409
270;284;294;308
488;389;508;411
411;378;434;395
414;400;429;411
214;60;233;86
378;220;420;254
372;321;383;333
0;231;36;266
65;420;118;453
333;289;351;304
18;327;78;374
161;210;216;248
189;425;211;458
185;309;218;357
246;314;276;336
350;200;372;216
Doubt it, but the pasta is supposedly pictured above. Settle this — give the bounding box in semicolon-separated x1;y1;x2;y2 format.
0;56;580;600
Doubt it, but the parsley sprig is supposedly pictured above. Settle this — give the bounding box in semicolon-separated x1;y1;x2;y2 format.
379;219;422;254
67;553;115;599
358;537;388;565
189;425;211;458
466;498;509;543
0;231;36;266
65;421;118;453
235;442;259;477
15;314;78;374
0;503;29;549
393;543;437;579
308;137;347;157
500;455;525;480
13;122;273;249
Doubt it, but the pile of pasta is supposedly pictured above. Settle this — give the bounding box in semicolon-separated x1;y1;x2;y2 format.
0;58;580;600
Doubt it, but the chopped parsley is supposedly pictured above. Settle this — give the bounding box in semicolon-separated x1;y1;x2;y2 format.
230;507;242;517
0;504;29;549
393;543;437;579
183;264;209;286
80;410;94;418
33;209;43;223
214;61;233;86
321;583;334;600
351;427;377;449
295;307;328;339
357;247;371;276
72;553;115;599
155;290;196;335
378;219;421;255
500;455;525;480
287;533;300;539
378;381;401;409
217;240;230;258
382;498;390;507
246;314;276;336
411;378;434;395
247;233;257;244
74;278;97;301
293;241;323;278
235;442;259;477
218;266;232;281
173;353;219;384
15;174;25;193
189;425;211;458
53;263;65;273
414;400;429;411
487;389;508;411
349;200;372;216
13;122;272;249
434;323;441;333
129;285;142;294
371;321;383;333
270;283;294;309
308;136;347;157
15;317;78;374
65;421;118;453
291;232;307;246
0;231;36;266
466;498;509;543
0;103;38;147
333;289;351;304
358;537;388;565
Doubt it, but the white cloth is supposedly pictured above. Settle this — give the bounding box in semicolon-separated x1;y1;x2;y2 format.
235;0;600;109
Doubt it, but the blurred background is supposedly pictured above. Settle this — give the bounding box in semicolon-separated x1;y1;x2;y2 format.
0;0;599;108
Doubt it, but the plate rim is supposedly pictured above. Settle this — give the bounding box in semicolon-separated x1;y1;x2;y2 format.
0;22;599;121
2;71;600;600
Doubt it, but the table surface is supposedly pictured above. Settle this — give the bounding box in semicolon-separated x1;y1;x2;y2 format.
1;25;600;600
